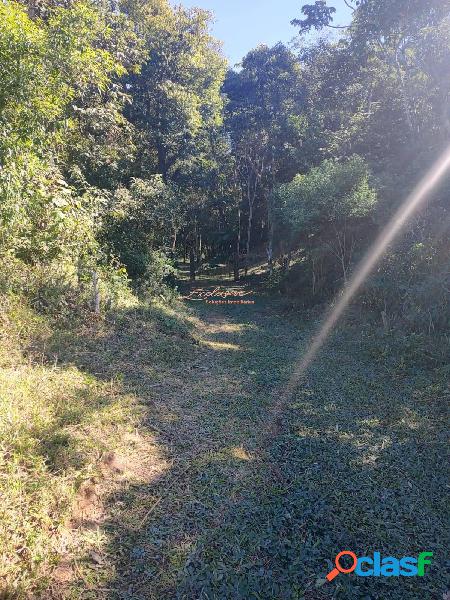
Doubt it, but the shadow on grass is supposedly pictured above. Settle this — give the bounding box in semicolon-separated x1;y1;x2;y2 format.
45;296;448;600
42;298;270;596
120;331;447;600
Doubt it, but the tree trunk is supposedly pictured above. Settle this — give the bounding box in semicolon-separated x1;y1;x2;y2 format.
267;202;274;277
245;202;253;277
189;248;196;281
197;234;202;272
156;139;168;179
232;254;239;281
92;271;100;314
77;255;83;288
172;228;177;252
234;207;241;281
332;225;348;284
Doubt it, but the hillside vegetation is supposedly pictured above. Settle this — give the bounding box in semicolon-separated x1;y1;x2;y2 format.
0;0;449;598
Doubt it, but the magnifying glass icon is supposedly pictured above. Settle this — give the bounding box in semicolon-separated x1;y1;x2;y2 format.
326;551;358;581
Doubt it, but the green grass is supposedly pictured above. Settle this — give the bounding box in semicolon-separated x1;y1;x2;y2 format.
0;365;135;594
1;283;448;599
167;315;448;600
0;295;196;598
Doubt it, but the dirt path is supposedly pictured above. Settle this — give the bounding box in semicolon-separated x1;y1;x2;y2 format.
66;273;448;600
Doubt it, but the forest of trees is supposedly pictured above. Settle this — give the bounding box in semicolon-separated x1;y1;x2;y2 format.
1;1;450;597
1;0;449;340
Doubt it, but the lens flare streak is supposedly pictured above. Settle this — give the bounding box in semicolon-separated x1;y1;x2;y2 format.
282;145;450;399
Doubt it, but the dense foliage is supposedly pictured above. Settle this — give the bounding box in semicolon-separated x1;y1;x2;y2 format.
1;0;449;331
1;1;449;597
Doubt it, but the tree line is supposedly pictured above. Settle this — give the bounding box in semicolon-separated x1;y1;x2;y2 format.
1;0;449;341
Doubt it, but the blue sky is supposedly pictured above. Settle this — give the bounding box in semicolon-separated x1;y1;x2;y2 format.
172;1;354;66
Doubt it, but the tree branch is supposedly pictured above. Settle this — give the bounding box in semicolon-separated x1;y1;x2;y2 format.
343;0;355;11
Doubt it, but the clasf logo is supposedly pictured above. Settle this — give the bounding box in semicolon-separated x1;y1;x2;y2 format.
326;551;433;581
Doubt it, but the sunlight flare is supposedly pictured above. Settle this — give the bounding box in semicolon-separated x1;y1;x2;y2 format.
283;144;450;397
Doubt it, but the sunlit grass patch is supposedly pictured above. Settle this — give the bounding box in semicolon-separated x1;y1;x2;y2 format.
0;295;191;598
229;446;254;461
0;362;145;597
201;340;241;351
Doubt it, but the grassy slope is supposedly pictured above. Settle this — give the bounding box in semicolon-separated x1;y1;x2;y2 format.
1;276;448;599
0;298;195;598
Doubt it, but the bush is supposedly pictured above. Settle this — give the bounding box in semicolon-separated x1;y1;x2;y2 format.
361;225;450;336
0;252;138;320
137;250;178;302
